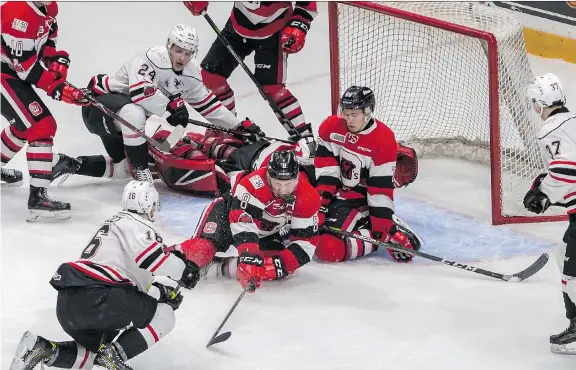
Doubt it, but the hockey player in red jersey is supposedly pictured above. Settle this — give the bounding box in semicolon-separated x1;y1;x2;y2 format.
181;150;321;291
8;180;202;370
314;86;421;264
1;1;89;221
183;1;317;138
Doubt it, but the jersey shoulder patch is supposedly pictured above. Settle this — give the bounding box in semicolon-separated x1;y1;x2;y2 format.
249;174;265;190
145;45;172;70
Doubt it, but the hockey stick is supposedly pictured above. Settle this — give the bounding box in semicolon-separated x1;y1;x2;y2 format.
71;84;182;152
188;118;305;144
324;226;549;282
206;281;255;347
202;12;302;138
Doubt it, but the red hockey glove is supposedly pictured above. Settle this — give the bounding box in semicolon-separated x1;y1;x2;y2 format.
381;225;415;263
280;17;310;54
46;50;71;81
47;81;90;106
183;1;208;16
236;252;287;292
394;142;418;188
166;94;189;127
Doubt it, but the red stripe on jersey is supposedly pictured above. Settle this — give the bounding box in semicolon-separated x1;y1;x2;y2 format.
564;192;576;200
68;262;117;284
132;95;152;104
150;253;170;273
200;102;223;117
189;92;215;107
549;173;576;184
147;325;159;342
551;160;576;167
101;265;125;281
129;81;148;89
135;242;158;263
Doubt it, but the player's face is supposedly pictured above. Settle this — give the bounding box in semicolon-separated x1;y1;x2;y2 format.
342;109;367;133
267;173;298;199
531;100;543;116
169;45;194;71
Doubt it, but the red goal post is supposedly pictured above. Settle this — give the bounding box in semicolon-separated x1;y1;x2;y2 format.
328;1;567;225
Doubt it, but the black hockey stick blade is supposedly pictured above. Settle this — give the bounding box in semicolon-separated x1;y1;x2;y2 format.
205;282;255;348
504;253;549;282
207;331;232;347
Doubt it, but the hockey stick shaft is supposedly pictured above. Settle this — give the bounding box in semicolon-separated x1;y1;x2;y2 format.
323;226;548;282
188;118;301;144
69;84;172;152
202;13;301;138
206;281;255;347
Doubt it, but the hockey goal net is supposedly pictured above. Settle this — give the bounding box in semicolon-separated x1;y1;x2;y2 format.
328;1;565;225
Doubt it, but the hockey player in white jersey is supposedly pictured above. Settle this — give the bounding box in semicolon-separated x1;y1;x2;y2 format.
524;73;576;355
9;180;202;370
52;24;266;185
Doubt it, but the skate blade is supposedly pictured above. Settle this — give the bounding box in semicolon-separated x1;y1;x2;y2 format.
26;209;71;222
9;331;38;370
1;180;23;188
551;343;576;355
51;173;72;187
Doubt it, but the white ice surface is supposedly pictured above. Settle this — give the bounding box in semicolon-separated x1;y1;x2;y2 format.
1;2;575;369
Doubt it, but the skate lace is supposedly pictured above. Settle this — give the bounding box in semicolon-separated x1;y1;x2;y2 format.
135;168;153;185
2;168;15;176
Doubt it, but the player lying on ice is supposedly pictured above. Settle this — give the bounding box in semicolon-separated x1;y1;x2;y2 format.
313;85;422;264
8;180;203;370
50;23;266;187
524;73;576;355
179;150;321;292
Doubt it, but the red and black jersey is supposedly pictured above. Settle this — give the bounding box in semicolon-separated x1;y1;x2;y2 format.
229;167;320;274
1;1;59;90
315;115;397;234
230;1;317;39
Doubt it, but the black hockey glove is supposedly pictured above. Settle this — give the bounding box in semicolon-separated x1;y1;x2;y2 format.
179;259;201;290
523;174;551;214
166;94;189;127
152;282;183;311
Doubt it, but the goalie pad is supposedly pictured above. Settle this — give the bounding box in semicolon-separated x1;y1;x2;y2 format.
394;142;419;188
149;145;223;197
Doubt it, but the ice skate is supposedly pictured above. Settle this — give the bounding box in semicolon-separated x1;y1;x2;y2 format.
94;343;134;370
27;186;71;222
1;167;23;187
9;331;56;370
550;318;576;355
51;153;81;186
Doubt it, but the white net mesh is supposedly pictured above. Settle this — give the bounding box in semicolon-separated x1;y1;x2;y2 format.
331;1;560;220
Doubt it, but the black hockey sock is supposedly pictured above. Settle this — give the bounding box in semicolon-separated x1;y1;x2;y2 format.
113;329;148;360
48;341;80;369
77;155;107;177
100;136;126;163
125;143;149;169
564;292;576;320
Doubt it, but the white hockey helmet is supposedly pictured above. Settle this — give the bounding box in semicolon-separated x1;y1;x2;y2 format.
167;24;199;56
526;73;566;117
122;180;160;221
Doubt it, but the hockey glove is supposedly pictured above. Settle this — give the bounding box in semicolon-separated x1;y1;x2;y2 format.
523;174;551;214
236;252;288;292
394;143;418;188
183;1;208;16
47;81;90;106
151;282;183;311
179;259;201;289
46;50;71;81
281;17;310;54
381;225;415;263
238;118;266;138
166;94;189;127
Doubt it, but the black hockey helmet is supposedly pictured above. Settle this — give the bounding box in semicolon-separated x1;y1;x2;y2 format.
267;150;299;180
340;85;376;115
